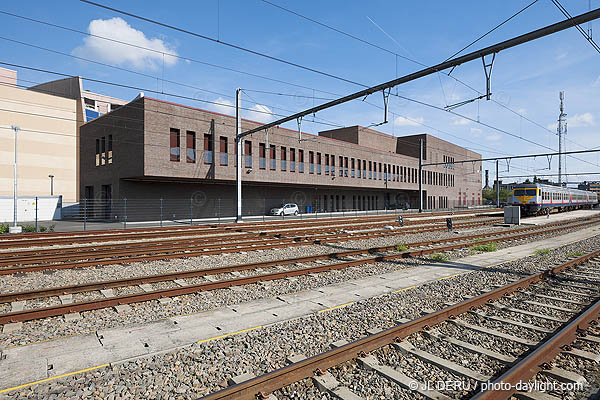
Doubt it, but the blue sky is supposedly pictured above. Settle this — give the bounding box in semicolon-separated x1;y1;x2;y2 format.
2;0;599;185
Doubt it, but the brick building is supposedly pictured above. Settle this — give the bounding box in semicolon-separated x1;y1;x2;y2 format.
79;96;482;219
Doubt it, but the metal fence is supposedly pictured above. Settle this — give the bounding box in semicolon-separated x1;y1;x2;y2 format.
1;197;490;233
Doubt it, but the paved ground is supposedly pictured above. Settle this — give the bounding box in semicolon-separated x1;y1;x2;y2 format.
1;222;598;393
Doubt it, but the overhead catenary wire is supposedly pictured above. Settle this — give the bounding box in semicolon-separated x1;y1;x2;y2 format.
257;1;596;156
0;8;582;165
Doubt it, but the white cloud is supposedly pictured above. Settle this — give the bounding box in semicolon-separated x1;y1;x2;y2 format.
393;116;424;127
546;112;596;130
73;18;178;70
246;104;274;123
211;97;234;116
486;134;501;142
470;127;482;136
452;117;471;126
569;113;596;128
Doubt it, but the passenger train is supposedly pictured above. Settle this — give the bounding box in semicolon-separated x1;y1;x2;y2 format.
511;183;598;215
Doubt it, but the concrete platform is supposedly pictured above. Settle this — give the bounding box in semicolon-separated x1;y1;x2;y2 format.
1;223;599;393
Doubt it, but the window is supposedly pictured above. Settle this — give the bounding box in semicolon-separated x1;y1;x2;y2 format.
269;145;276;170
378;163;382;180
110;103;121;112
309;151;314;174
259;143;266;169
344;157;348;177
317;152;322;174
84;97;96;110
357;159;361;178
281;147;287;171
107;135;112;164
351;158;355;178
339;156;343;177
331;155;335;175
170;128;180;162
290;148;296;172
204;134;213;164
363;160;366;179
299;149;304;173
95;138;100;166
369;161;372;179
325;154;330;175
101;136;106;165
219;136;228;165
186;131;196;163
244;140;252;168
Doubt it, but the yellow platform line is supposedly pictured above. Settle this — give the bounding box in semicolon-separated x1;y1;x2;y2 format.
392;285;416;293
196;325;262;344
439;273;461;280
318;302;354;313
0;363;109;394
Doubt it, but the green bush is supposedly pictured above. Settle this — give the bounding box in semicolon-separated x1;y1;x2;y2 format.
567;251;584;258
39;226;47;232
471;242;498;252
430;253;450;262
48;224;55;232
535;248;551;256
0;223;9;234
20;224;36;233
396;244;408;252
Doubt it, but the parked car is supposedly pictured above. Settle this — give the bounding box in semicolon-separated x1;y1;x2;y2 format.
270;203;299;216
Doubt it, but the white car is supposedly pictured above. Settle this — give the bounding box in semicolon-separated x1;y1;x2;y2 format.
270;203;299;216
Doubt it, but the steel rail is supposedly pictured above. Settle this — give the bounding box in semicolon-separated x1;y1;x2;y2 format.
0;218;498;267
198;250;600;400
0;210;499;248
473;297;600;399
0;217;597;323
0;216;580;275
0;219;526;303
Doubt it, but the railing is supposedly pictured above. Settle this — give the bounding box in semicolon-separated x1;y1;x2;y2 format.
220;152;228;165
259;157;266;169
244;155;252;168
281;160;287;171
299;162;304;173
290;161;296;172
204;150;213;164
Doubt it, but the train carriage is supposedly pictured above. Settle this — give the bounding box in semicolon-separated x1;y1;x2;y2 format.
511;183;598;215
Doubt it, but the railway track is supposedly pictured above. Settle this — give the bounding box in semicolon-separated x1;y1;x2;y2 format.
0;215;598;325
0;218;499;272
199;249;600;400
0;210;499;249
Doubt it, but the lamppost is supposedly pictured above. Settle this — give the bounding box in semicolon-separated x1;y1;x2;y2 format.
10;125;22;234
48;174;55;196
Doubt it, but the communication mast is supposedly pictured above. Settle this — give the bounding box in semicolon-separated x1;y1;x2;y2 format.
557;91;567;186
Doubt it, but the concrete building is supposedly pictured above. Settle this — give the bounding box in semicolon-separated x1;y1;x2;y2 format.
0;69;126;203
578;181;600;194
79;96;482;220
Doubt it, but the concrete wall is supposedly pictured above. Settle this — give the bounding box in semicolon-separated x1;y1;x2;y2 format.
0;84;78;202
0;196;62;222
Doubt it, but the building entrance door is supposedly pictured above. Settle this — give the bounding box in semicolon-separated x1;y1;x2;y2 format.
101;184;112;220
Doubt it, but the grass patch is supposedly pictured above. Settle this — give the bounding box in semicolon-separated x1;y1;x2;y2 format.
0;223;8;234
567;251;584;258
430;253;450;262
396;244;408;252
471;242;498;252
473;237;485;242
534;248;551;256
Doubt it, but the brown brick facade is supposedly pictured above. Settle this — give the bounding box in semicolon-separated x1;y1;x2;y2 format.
80;97;482;219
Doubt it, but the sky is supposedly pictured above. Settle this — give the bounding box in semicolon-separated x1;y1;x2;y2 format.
1;0;599;186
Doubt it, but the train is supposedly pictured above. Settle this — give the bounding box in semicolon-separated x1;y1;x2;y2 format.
511;183;598;215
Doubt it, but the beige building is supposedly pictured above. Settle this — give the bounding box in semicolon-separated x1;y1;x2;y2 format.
0;69;126;203
0;83;78;202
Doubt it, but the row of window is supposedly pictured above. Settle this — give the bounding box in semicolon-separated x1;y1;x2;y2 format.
95;135;113;166
443;155;455;169
167;129;454;186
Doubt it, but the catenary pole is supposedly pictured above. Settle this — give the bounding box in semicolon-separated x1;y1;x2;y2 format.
496;159;500;208
235;88;242;222
12;125;20;231
418;138;423;213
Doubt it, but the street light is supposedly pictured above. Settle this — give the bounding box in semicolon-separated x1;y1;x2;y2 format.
48;174;55;196
10;125;22;234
